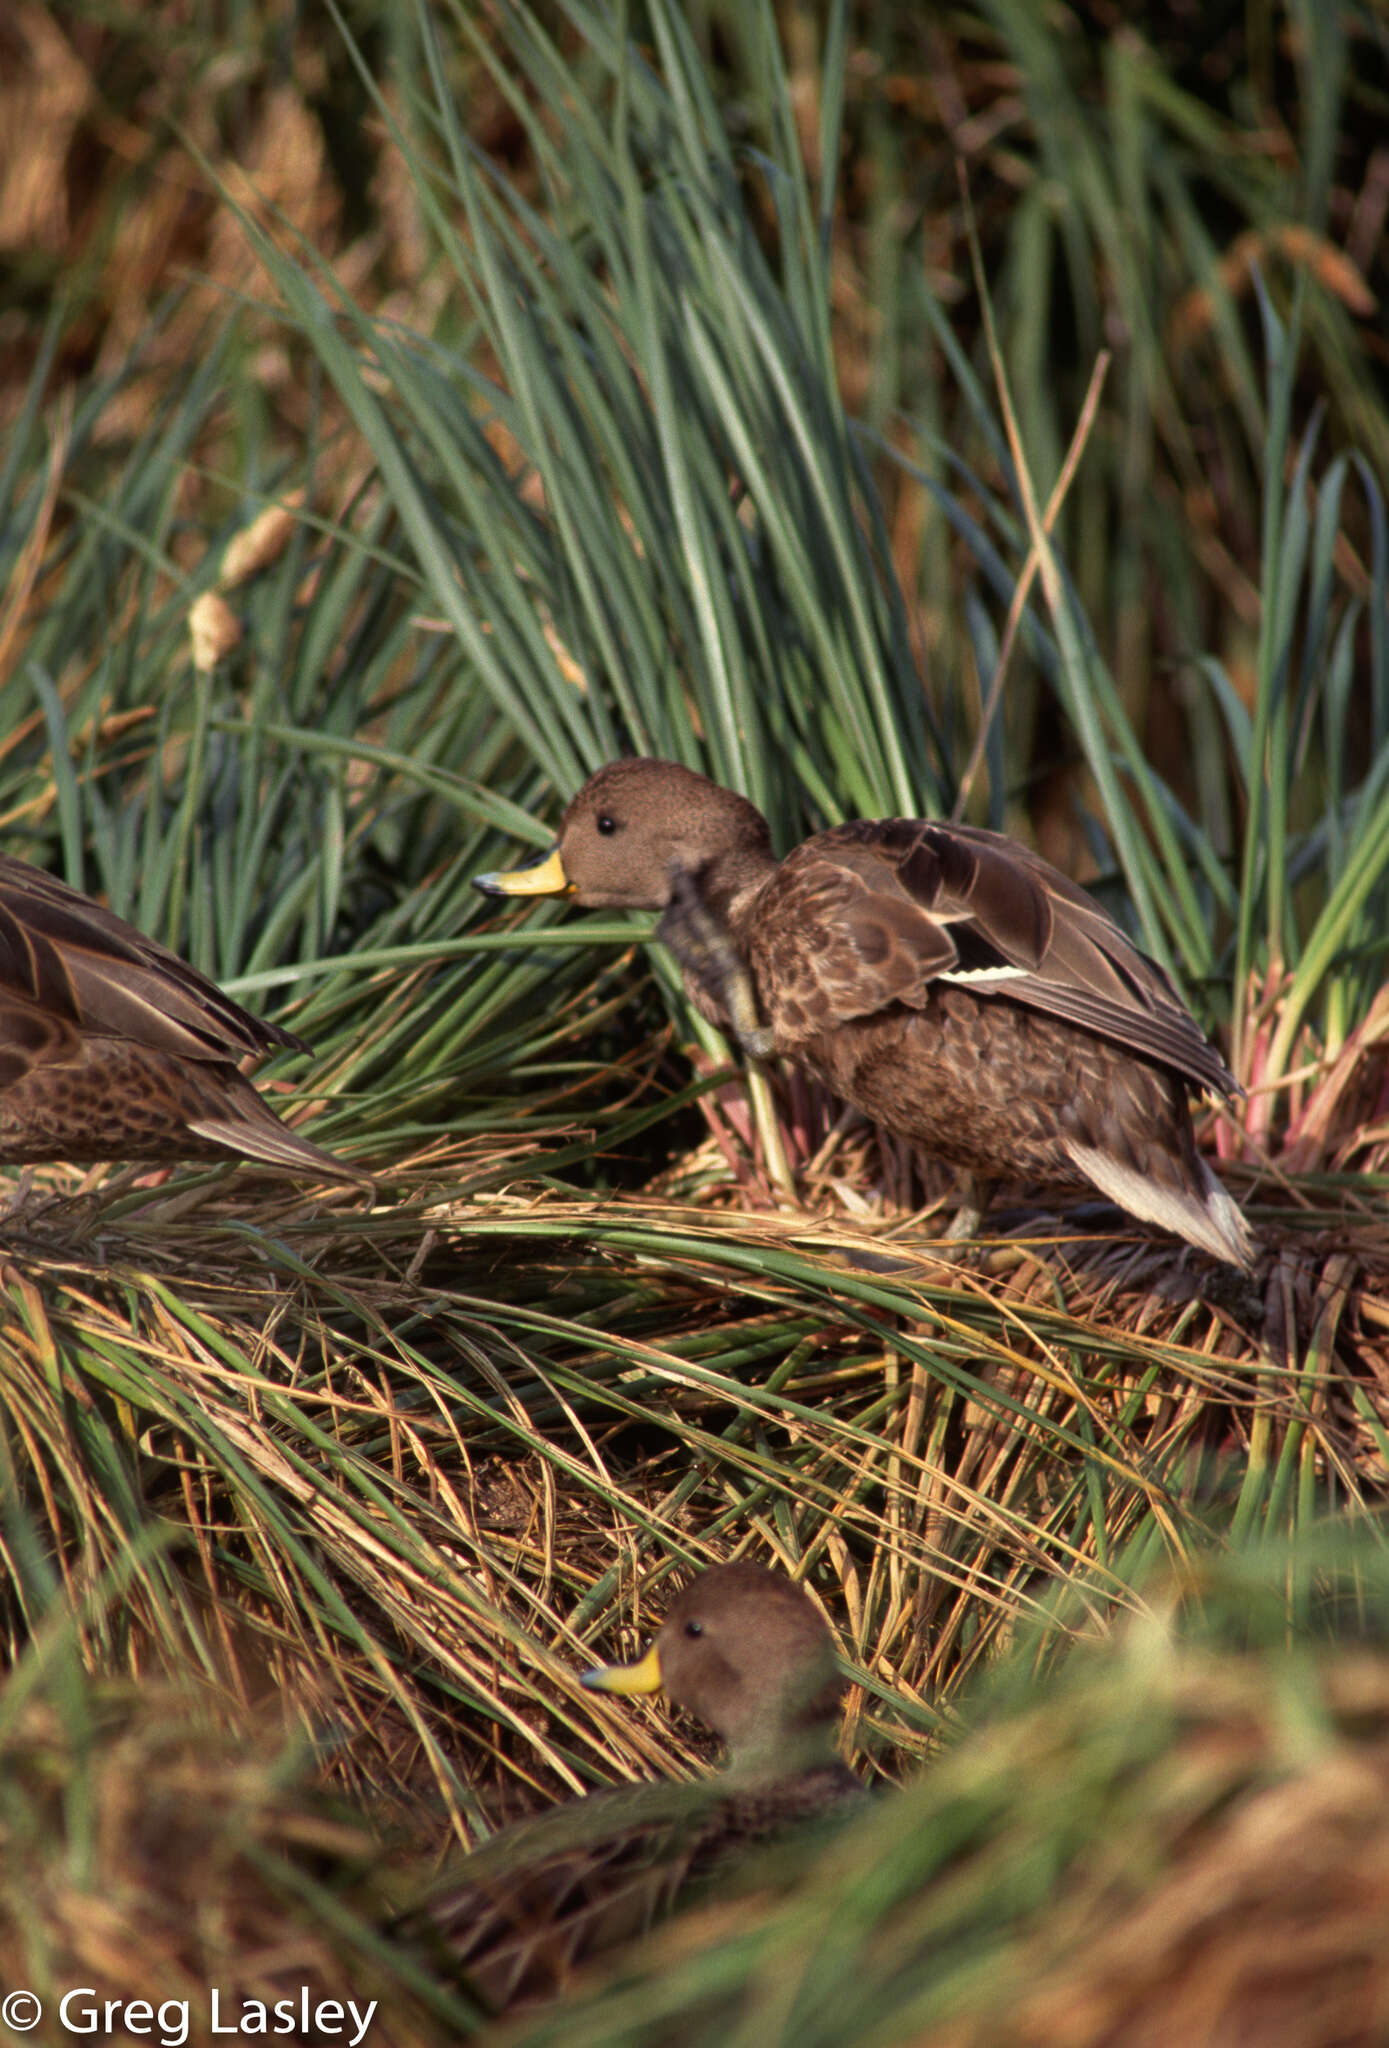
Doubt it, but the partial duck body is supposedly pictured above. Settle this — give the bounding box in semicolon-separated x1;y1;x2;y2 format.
0;855;361;1181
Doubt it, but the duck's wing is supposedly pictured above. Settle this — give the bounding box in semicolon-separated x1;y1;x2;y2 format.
0;856;310;1062
403;1785;713;2014
752;821;1237;1099
407;1768;865;2014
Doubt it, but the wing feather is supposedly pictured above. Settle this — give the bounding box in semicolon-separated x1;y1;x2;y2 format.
0;856;308;1062
749;821;1236;1099
408;1767;865;2014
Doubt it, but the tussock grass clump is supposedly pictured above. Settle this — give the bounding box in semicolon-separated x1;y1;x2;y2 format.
2;1166;1387;1840
491;1565;1389;2046
0;1651;470;2047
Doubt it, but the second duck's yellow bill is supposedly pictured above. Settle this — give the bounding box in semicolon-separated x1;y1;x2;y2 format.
580;1644;664;1696
474;844;574;897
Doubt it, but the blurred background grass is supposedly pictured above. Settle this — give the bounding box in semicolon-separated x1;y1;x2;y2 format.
2;0;1389;2038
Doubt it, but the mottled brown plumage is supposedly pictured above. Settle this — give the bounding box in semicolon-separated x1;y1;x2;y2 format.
0;855;361;1180
476;758;1252;1266
406;1563;864;2013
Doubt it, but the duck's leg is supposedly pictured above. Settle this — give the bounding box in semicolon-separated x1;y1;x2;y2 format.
941;1171;995;1243
0;1167;35;1221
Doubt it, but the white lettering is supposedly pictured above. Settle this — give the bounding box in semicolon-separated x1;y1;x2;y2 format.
54;1983;367;2045
54;1993;189;2048
157;2001;191;2048
59;1990;98;2034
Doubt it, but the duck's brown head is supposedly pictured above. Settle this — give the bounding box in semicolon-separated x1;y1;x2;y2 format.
474;758;773;911
581;1561;845;1767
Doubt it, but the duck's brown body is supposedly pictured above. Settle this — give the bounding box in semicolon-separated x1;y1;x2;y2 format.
791;984;1204;1200
421;1757;862;2012
723;820;1243;1260
0;854;360;1180
477;760;1251;1267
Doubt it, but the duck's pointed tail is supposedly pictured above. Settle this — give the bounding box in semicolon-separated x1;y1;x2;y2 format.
1062;1141;1254;1269
190;1074;370;1187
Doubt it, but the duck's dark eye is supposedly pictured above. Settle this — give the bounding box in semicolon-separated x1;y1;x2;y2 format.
596;814;618;836
683;1619;703;1639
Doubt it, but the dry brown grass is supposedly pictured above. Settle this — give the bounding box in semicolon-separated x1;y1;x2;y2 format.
2;1134;1387;1829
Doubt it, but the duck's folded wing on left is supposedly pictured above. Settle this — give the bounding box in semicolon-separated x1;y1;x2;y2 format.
403;1783;724;2014
0;857;309;1062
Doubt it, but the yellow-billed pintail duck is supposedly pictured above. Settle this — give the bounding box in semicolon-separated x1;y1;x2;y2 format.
0;855;360;1181
407;1561;864;2012
476;758;1252;1267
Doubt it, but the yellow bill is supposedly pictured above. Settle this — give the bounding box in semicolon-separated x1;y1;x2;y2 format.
473;844;574;897
580;1643;664;1697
